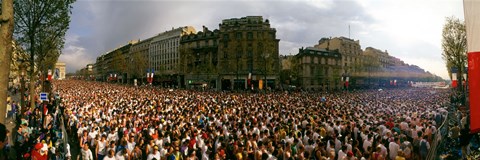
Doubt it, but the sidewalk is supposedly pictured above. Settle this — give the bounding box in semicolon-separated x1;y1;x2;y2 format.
6;91;20;146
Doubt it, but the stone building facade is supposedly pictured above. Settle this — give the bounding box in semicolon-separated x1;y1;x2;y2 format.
217;16;280;90
148;26;196;86
315;37;363;76
179;26;220;89
293;47;342;90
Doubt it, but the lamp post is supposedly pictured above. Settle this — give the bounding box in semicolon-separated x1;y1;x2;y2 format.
20;64;26;115
263;53;270;93
236;53;241;91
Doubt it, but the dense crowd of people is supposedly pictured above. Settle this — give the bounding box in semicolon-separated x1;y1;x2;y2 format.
56;80;451;160
2;82;68;160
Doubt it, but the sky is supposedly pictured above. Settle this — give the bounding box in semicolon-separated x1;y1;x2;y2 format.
59;0;465;79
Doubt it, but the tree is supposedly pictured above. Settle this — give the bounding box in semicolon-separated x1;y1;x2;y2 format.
0;0;14;123
112;50;127;82
128;51;149;82
14;0;75;109
442;16;467;89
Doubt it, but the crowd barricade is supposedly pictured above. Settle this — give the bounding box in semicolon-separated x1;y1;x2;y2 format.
426;104;453;160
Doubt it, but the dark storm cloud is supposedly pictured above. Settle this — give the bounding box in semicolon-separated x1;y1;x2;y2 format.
62;0;374;72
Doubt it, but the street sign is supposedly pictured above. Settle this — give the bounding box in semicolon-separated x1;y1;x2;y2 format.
40;92;49;101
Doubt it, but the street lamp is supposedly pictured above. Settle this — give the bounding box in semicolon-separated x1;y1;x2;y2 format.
17;59;27;115
236;53;241;91
263;53;270;92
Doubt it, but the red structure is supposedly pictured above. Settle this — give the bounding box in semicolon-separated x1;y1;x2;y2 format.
464;0;480;133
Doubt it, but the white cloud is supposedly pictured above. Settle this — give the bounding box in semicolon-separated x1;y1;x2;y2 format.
354;0;464;79
59;34;94;73
65;0;464;79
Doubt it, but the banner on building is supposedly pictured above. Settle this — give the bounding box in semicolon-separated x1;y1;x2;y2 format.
259;80;263;90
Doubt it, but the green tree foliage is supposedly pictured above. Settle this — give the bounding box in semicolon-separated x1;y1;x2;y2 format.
112;50;127;74
13;0;75;108
129;51;149;80
442;16;467;84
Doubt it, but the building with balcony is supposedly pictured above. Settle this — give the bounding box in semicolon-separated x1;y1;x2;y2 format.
293;47;342;90
148;26;196;86
363;47;391;68
128;37;153;83
180;26;220;89
315;37;363;75
94;40;138;82
217;16;280;90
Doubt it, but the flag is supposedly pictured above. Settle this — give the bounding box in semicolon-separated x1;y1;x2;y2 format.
452;73;457;88
345;77;349;88
464;0;480;133
47;69;52;81
247;73;251;86
259;80;263;90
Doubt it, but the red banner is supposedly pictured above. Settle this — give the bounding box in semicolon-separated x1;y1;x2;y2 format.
464;0;480;133
468;52;480;133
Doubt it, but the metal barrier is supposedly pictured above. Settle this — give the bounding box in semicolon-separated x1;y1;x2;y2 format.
426;105;453;160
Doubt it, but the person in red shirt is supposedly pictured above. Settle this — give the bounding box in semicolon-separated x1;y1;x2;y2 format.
385;118;394;129
31;143;47;160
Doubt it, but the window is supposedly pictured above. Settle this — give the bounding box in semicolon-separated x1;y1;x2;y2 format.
248;60;253;72
247;50;253;58
310;66;315;76
247;32;253;40
236;32;242;40
223;34;229;40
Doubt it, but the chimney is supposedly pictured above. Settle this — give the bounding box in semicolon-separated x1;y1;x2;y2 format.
203;25;208;32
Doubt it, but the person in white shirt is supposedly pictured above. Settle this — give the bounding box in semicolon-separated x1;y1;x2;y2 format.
378;143;387;159
96;135;107;160
103;150;116;160
363;134;372;152
147;145;161;160
389;137;400;160
81;144;94;160
337;146;347;160
115;149;128;160
127;137;136;152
